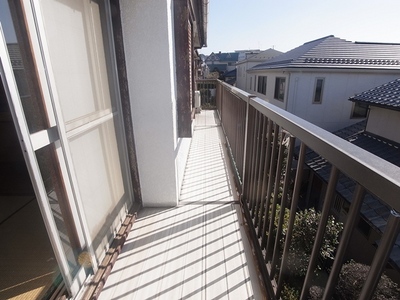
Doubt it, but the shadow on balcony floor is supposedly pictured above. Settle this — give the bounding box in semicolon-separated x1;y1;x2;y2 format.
99;110;264;299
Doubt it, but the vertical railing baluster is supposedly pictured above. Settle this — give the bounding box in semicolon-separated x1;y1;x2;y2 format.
276;142;306;299
323;184;365;299
254;119;273;230
243;106;255;205
358;209;400;300
300;166;339;300
265;131;287;259
248;110;259;214
240;95;252;198
249;111;262;213
260;123;279;242
254;116;268;218
270;135;295;279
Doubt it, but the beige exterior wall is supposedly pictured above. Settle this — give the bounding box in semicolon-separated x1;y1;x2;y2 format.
367;107;400;143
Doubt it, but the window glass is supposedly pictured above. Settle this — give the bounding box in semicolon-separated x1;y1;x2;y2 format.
351;102;369;118
0;1;49;133
40;0;114;126
36;144;84;276
69;119;130;258
257;76;267;95
274;77;286;101
313;78;324;103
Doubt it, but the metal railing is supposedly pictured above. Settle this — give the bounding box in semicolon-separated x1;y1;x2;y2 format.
213;79;400;300
196;79;217;107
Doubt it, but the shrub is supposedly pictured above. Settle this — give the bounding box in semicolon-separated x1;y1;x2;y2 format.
335;261;400;299
276;206;343;277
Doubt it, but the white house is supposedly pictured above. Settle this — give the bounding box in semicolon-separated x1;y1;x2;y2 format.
303;78;400;282
235;48;282;91
349;78;400;144
247;35;400;132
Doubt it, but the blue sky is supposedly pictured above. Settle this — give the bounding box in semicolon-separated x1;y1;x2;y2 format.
200;0;400;54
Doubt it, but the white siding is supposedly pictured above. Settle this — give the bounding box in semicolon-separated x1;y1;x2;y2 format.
252;69;400;132
367;107;400;143
250;71;288;110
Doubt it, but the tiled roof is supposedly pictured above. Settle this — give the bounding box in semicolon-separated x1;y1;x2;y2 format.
224;68;236;77
236;48;283;65
251;35;400;71
304;121;400;270
205;52;239;63
349;78;400;111
207;63;227;72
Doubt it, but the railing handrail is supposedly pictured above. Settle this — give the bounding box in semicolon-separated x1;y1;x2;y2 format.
215;78;400;300
218;79;400;212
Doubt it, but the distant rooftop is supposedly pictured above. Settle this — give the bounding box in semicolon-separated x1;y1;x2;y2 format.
349;78;400;111
205;52;239;63
236;48;283;65
251;35;400;71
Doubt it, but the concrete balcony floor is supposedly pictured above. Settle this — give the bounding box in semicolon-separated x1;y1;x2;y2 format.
99;110;264;300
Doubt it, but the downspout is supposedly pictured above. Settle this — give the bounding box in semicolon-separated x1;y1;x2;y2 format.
285;72;291;111
288;74;299;114
202;0;208;47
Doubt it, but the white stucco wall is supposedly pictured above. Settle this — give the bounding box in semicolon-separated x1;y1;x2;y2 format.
250;71;288;110
250;69;400;132
367;107;400;143
236;63;246;90
236;62;259;91
121;0;190;207
287;71;400;132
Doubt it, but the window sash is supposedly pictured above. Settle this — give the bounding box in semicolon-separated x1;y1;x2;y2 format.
274;77;285;101
351;102;369;118
313;78;324;103
257;76;267;95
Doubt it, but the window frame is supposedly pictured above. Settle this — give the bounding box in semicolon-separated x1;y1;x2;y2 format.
313;77;325;104
351;101;369;119
257;75;267;95
274;77;286;101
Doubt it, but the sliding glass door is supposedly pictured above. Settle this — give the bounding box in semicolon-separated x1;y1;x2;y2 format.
0;0;134;297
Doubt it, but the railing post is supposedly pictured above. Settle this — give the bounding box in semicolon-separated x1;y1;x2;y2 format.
358;209;400;300
240;95;255;200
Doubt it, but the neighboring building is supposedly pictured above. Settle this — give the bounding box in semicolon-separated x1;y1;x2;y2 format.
205;51;240;74
235;49;261;61
0;0;207;299
222;68;237;85
303;78;400;283
248;35;400;132
236;48;283;91
349;78;400;144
